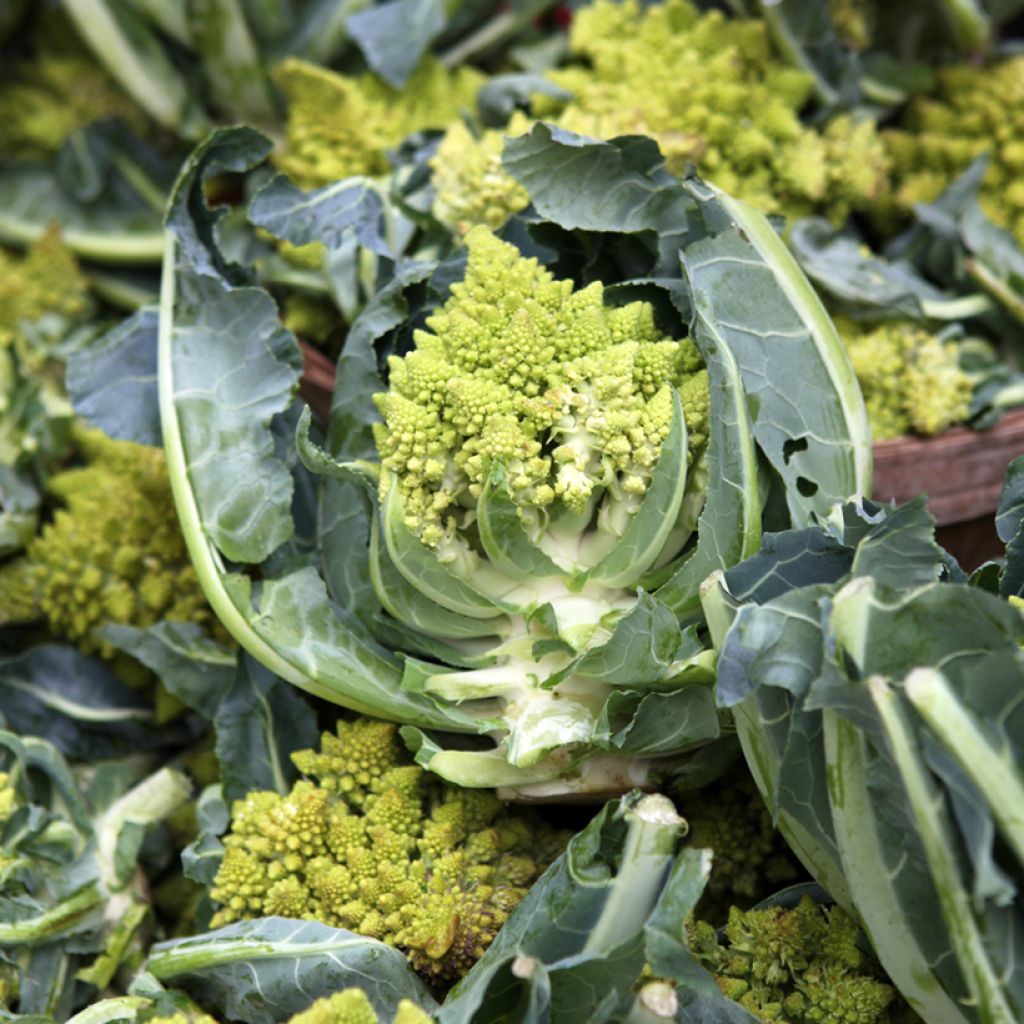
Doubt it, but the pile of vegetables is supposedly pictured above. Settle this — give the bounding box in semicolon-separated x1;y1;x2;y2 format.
2;1;1024;1022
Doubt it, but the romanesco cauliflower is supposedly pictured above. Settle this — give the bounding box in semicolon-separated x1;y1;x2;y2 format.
0;427;218;664
690;896;897;1024
373;226;709;554
287;990;432;1024
0;14;143;159
209;718;570;982
836;317;973;439
683;773;798;921
544;0;890;225
0;228;91;358
274;58;484;190
430;0;890;234
884;56;1024;245
430;114;532;236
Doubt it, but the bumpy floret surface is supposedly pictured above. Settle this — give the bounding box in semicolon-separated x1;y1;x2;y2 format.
884;56;1024;245
836;317;972;439
275;58;483;189
373;227;709;549
690;896;897;1023
210;719;570;982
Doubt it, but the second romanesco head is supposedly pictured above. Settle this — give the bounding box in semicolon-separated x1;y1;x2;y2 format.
210;718;570;983
690;896;898;1024
836;317;973;440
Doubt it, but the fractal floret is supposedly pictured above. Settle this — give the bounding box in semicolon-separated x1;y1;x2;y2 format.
0;229;92;477
690;896;897;1024
0;228;91;355
538;0;889;225
0;14;143;159
365;227;714;782
430;114;532;236
287;990;432;1024
682;773;798;920
836;317;972;439
0;427;218;668
274;58;484;190
884;56;1024;245
210;718;570;981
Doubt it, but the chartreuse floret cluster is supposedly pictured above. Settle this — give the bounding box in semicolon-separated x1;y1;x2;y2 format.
690;896;897;1023
274;58;484;189
0;13;143;159
430;113;532;236
683;774;798;920
540;0;889;225
884;56;1024;244
209;718;570;982
374;227;709;552
0;427;217;663
0;228;91;356
287;990;431;1024
835;317;972;439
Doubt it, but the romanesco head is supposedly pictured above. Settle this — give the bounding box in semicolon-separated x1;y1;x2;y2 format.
210;718;570;983
372;227;709;551
430;114;532;235
695;896;896;1024
883;56;1024;245
538;0;889;225
286;990;433;1024
274;58;484;190
0;15;144;159
682;773;798;922
836;317;973;440
0;229;91;356
0;427;219;668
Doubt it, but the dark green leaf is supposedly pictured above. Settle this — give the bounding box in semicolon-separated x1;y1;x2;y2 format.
249;174;390;257
214;653;319;802
346;0;446;89
66;308;161;447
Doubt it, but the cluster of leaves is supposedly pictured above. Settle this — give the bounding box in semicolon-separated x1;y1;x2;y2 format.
4;2;1024;1024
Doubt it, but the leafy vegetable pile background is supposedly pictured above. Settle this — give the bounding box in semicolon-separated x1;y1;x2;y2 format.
1;1;1024;1023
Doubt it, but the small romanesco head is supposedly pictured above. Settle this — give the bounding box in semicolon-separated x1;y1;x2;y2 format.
274;58;484;190
682;773;798;922
287;990;432;1024
883;56;1024;245
0;228;91;356
836;317;973;440
430;114;532;236
537;0;889;225
209;718;571;983
0;427;220;666
0;14;144;159
690;896;897;1024
372;227;709;549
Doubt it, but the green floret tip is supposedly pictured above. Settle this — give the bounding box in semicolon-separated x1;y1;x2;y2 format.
209;718;571;982
682;772;798;922
0;13;144;159
373;226;709;553
0;426;221;677
286;990;432;1024
430;114;532;236
836;317;973;440
537;0;890;225
0;227;91;356
691;896;897;1023
883;55;1024;245
274;57;484;190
